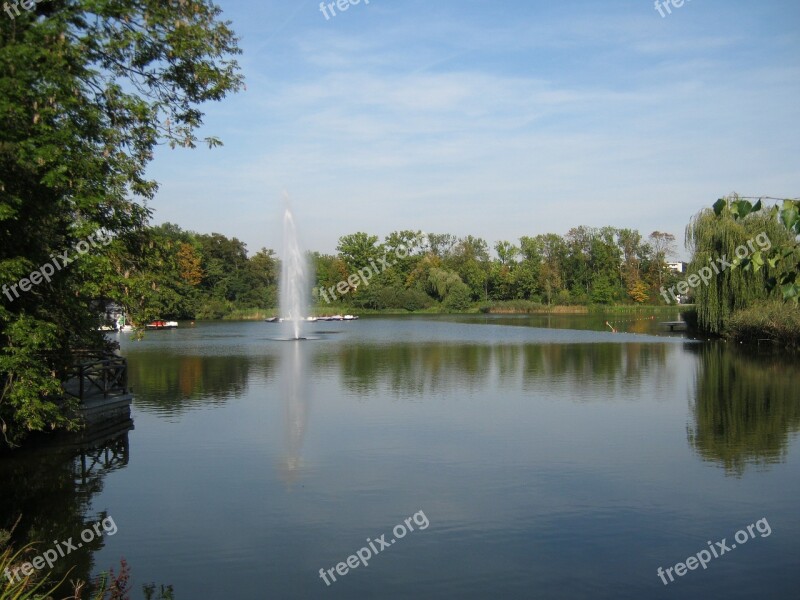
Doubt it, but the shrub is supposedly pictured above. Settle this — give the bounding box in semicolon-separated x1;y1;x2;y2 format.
727;300;800;348
399;289;433;311
443;282;472;311
195;299;229;320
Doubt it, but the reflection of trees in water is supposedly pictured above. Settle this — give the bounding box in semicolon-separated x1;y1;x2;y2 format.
687;345;800;476
316;344;494;396
320;343;669;397
126;353;276;413
522;343;670;397
0;425;131;595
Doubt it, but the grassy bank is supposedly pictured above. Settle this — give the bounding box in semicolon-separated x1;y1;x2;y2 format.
481;301;686;315
223;308;279;321
223;303;686;320
223;305;457;320
481;301;588;314
727;301;800;348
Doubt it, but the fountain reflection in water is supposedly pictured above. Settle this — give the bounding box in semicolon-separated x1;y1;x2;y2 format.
279;340;309;485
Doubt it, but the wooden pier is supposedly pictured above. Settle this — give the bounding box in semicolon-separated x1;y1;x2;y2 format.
62;354;133;426
660;321;688;332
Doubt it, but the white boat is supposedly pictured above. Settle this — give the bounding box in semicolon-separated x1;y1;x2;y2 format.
265;316;318;323
315;314;359;322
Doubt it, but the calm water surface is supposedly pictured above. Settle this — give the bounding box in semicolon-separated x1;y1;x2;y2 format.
2;315;799;599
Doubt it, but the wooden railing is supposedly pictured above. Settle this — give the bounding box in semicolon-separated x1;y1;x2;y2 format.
63;354;129;401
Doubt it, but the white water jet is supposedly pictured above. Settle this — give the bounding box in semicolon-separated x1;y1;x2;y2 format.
279;206;309;340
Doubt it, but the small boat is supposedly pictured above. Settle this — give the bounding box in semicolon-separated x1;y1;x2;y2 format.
266;316;319;323
145;320;178;330
315;315;359;322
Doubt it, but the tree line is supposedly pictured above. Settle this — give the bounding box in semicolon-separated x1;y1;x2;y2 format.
118;225;682;318
314;229;680;310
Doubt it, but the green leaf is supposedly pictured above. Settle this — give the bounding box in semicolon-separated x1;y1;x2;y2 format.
713;198;727;216
732;200;754;219
781;206;799;230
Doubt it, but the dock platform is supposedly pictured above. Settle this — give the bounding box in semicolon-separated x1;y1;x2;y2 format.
62;354;133;426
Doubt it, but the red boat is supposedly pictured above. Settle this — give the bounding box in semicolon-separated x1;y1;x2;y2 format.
145;320;178;330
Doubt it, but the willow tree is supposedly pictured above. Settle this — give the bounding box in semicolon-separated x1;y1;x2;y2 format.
685;197;791;333
719;198;800;302
0;1;243;446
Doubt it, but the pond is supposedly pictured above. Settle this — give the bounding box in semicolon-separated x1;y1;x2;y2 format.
2;315;799;599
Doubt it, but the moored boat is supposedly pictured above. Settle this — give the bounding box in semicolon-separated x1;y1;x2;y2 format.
145;320;178;330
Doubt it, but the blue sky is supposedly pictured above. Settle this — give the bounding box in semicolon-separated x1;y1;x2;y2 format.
145;0;800;259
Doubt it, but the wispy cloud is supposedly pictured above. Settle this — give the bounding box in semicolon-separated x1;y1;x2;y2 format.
146;0;800;257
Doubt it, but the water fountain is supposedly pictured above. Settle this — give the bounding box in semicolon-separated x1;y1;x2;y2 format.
277;205;311;485
279;206;310;341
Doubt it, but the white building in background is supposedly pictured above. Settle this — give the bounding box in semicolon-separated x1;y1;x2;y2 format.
667;261;688;274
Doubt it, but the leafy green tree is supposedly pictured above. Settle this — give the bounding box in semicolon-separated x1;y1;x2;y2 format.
563;226;593;296
312;252;348;304
590;227;623;291
0;0;242;445
686;198;791;333
337;232;383;272
590;274;615;304
243;248;278;308
426;233;457;258
384;230;426;282
648;231;676;288
451;236;490;300
494;240;519;266
406;254;442;294
512;236;542;300
488;262;515;300
618;228;643;287
334;232;383;302
196;233;250;303
535;234;567;304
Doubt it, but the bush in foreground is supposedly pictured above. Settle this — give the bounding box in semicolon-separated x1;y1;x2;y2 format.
727;300;800;348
